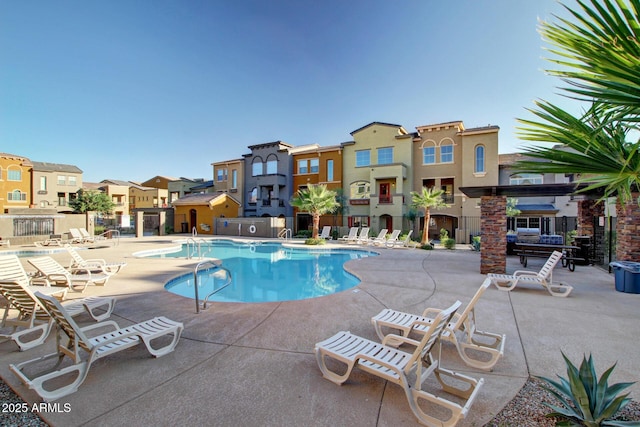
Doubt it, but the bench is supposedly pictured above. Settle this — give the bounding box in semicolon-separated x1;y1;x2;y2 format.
514;243;584;272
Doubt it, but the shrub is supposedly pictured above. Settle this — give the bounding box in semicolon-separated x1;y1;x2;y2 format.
296;230;312;238
472;235;481;251
304;238;326;245
538;352;635;426
439;228;449;240
443;238;456;250
420;243;434;250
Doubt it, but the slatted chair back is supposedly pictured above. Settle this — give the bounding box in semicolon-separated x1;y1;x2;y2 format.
0;255;32;288
35;292;93;355
538;251;563;281
405;300;461;376
0;281;49;323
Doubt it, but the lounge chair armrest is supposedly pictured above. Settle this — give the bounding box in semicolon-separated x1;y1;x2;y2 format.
80;320;121;335
420;307;441;318
29;277;51;287
69;267;93;277
513;270;538;277
46;273;71;282
382;334;421;348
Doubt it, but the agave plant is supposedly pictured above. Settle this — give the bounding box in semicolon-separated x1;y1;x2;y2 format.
538;353;637;426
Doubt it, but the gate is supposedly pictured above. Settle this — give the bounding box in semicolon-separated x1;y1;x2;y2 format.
143;214;160;235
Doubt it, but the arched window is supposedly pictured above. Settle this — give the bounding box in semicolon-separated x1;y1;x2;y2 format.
350;181;370;199
252;158;263;176
266;155;278;174
421;141;436;165
474;145;485;173
440;139;454;163
8;190;25;201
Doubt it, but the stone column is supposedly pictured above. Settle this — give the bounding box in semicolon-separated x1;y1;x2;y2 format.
158;211;166;236
480;195;507;274
577;199;604;236
135;211;144;238
616;194;640;261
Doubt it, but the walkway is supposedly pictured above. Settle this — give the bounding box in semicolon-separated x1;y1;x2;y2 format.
0;236;638;426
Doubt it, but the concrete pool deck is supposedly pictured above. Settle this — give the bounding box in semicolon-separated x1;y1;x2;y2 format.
0;236;638;426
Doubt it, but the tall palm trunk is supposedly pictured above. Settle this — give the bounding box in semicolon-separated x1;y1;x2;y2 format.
312;213;320;239
422;209;431;245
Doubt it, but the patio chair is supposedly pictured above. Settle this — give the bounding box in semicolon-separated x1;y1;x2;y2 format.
318;226;332;240
0;255;68;300
338;227;358;243
0;280;116;351
368;229;388;246
27;256;110;292
487;250;573;297
79;228;97;243
386;230;419;249
10;291;183;401
355;227;370;244
65;245;126;275
371;279;506;371
68;228;85;244
315;301;484;427
373;229;399;246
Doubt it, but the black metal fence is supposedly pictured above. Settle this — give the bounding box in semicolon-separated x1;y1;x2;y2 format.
13;217;54;237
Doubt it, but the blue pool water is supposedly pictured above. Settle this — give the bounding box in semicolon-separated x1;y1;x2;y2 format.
161;240;376;303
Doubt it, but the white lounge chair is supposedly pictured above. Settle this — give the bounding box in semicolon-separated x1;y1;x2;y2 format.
79;228;97;243
374;229;399;246
355;227;370;244
27;256;110;292
0;280;116;351
0;255;67;300
386;230;419;249
316;301;483;427
318;226;332;240
487;250;573;297
371;279;506;371
368;229;388;246
68;228;85;244
11;291;183;401
338;227;358;243
65;245;126;275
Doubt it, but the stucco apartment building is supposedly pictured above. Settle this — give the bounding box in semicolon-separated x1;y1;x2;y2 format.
291;143;344;233
0;152;32;213
31;161;82;212
211;158;244;216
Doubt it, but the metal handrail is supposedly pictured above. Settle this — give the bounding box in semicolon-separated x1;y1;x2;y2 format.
186;238;211;259
193;260;232;313
278;228;292;240
101;229;120;246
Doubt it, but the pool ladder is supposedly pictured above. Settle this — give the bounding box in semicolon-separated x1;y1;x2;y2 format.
193;260;232;313
279;228;292;240
186;238;211;259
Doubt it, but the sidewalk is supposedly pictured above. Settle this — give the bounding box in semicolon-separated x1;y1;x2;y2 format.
0;237;638;426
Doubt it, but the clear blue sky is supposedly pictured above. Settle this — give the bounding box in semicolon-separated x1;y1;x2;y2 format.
1;0;574;183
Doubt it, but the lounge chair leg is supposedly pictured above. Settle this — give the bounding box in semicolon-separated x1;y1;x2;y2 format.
315;350;355;385
12;321;55;352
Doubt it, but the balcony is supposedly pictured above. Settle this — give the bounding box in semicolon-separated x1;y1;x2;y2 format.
256;174;286;187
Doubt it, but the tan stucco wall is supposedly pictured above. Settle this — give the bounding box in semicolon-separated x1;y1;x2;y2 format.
0;156;32;212
173;196;239;235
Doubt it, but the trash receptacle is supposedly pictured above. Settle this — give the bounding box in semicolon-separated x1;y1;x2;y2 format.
181;222;188;233
609;261;640;294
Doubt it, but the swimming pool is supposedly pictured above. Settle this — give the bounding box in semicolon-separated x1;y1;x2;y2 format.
158;240;377;303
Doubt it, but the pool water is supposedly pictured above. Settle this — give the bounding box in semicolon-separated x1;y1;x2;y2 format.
162;240;376;303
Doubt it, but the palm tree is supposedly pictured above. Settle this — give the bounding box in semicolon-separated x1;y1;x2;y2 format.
290;184;340;239
516;0;640;204
410;187;449;245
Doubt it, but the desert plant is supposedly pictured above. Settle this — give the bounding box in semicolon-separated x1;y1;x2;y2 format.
304;238;326;246
439;228;449;240
537;353;635;426
443;238;456;250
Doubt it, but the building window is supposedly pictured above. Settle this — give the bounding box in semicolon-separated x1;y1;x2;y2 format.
7;190;26;201
40;176;47;191
349;216;369;227
510;173;543;185
327;160;334;181
355;150;370;167
7;169;21;181
68;176;77;186
252;160;263;176
441;178;454;203
350;181;370;199
440;143;453;163
0;167;3;180
475;145;485;173
298;160;308;174
266;156;278;174
422;146;435;164
57;175;66;185
377;147;393;165
516;217;541;229
310;158;319;173
231;170;237;188
217;168;227;182
249;187;258;203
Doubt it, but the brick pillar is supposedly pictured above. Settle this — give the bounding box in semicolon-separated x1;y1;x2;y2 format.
616;194;640;261
577;199;604;236
480;195;507;274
